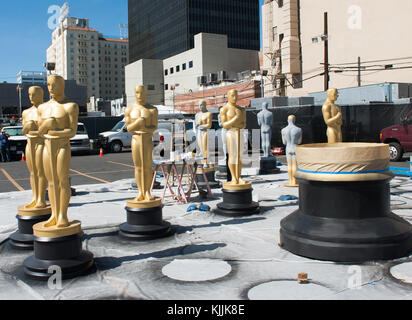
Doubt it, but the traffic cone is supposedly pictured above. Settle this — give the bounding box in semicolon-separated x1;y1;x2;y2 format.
99;148;104;157
21;152;25;161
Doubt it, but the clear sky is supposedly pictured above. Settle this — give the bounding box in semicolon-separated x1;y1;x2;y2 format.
0;0;263;83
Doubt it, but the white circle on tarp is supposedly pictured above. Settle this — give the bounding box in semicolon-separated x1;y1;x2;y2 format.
162;259;232;282
390;262;412;283
248;280;334;300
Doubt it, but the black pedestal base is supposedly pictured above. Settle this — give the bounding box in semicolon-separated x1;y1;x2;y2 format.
214;188;260;217
119;205;173;240
259;157;280;175
196;171;220;189
23;233;94;280
9;214;51;250
280;178;412;262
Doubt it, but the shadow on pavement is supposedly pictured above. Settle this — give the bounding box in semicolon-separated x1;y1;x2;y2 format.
94;243;227;271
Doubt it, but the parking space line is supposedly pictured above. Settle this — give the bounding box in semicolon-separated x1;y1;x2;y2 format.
81;169;133;175
0;168;24;191
70;169;110;184
107;161;135;169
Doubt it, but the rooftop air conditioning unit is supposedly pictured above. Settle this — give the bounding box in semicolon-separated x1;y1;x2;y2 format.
241;70;252;79
197;76;207;86
217;71;228;82
207;73;218;84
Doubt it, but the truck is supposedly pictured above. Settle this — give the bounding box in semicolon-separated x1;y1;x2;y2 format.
98;117;198;154
380;109;412;161
3;123;91;159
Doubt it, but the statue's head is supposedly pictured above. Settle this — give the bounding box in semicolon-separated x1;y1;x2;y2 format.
262;102;269;110
47;75;65;100
199;100;207;112
227;89;238;105
28;86;44;107
327;88;338;101
288;115;296;124
135;85;147;105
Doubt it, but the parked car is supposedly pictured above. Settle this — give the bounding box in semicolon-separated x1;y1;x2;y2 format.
97;116;253;155
380;109;412;161
98;118;197;153
3;123;91;159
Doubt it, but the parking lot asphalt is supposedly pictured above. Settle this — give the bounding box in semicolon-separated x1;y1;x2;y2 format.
0;150;136;193
0;150;411;193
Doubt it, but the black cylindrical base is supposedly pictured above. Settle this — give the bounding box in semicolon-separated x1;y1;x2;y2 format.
23;233;95;280
214;188;260;217
196;171;220;189
259;157;280;175
119;205;173;240
9;214;51;250
280;178;412;262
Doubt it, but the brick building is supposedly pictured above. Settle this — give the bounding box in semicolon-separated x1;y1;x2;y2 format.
174;80;262;113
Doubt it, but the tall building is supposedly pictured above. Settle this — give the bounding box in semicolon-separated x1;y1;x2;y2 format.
128;0;260;63
262;0;412;98
47;17;129;100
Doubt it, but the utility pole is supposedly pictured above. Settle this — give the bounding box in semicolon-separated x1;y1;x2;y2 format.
17;85;22;119
324;12;329;91
172;87;175;114
261;76;265;98
357;56;361;87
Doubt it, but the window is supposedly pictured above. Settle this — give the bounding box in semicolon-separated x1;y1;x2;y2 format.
273;26;278;42
148;84;155;90
182;63;186;71
165;84;169;90
165;69;168;76
176;65;180;72
189;61;193;68
407;113;412;125
170;67;174;74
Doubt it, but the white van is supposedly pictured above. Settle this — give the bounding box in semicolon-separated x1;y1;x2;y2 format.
70;123;91;153
97;119;132;153
98;117;197;153
4;123;91;158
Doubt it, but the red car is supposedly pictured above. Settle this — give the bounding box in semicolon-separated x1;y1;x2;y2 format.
380;109;412;161
271;147;285;156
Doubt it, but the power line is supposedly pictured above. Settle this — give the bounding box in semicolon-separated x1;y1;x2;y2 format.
329;56;412;66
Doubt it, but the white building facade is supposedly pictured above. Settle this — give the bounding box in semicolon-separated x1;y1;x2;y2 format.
46;17;129;101
125;33;259;107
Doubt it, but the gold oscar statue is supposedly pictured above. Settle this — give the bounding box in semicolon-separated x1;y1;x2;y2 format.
125;85;161;208
322;88;342;143
214;90;259;217
23;75;93;280
195;100;213;167
120;85;172;240
37;75;80;235
21;86;50;212
219;89;250;189
9;86;52;250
